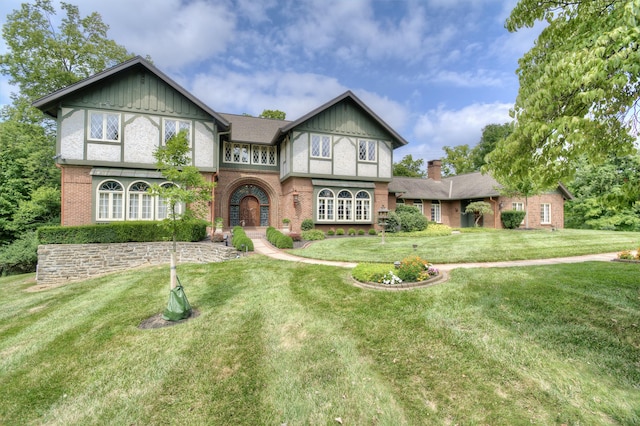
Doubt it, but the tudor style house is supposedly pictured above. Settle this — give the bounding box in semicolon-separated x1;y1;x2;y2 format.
34;56;570;234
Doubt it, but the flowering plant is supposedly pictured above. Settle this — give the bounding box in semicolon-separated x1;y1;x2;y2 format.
380;271;403;286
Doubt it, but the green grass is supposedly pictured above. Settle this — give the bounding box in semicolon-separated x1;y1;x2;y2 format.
289;229;640;263
1;258;639;424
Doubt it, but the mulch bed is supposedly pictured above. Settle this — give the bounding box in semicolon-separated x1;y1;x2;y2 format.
138;309;200;329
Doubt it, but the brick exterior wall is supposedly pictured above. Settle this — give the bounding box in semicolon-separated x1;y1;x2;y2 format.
37;242;237;286
60;165;93;226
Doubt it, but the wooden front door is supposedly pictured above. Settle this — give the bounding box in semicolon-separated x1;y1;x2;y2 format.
239;196;260;226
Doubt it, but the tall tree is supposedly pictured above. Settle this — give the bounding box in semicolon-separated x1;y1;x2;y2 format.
441;144;475;176
487;0;640;187
442;123;512;176
393;154;426;177
1;0;132;110
259;109;286;120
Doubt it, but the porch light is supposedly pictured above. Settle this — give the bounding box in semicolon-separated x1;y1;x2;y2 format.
292;190;300;205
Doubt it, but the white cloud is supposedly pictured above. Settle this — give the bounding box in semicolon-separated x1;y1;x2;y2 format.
405;102;513;161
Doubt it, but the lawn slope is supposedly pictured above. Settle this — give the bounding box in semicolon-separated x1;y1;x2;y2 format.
0;258;638;424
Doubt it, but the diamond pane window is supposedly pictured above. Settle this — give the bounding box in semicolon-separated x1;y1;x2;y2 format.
358;140;376;161
89;112;120;141
268;148;276;165
164;119;190;144
311;135;331;158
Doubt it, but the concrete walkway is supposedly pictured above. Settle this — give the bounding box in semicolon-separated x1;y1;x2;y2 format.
252;237;618;271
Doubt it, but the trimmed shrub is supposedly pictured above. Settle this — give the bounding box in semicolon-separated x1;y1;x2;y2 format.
501;210;526;229
357;229;365;235
301;229;325;241
348;228;356;236
327;229;335;236
336;228;345;236
368;228;377;235
231;226;254;251
37;220;208;244
395;204;421;214
266;226;293;249
397;211;428;232
301;219;314;231
385;211;401;233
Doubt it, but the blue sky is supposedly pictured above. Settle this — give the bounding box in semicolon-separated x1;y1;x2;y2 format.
0;0;542;163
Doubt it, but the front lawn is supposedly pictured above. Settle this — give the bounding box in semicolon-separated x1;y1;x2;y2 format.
288;229;640;263
1;258;638;424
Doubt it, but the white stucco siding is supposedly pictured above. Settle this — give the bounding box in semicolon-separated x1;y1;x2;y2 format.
358;162;378;177
310;159;332;174
378;142;392;178
123;115;159;164
292;132;308;173
60;109;85;160
87;143;121;162
333;136;356;176
280;140;289;177
193;121;214;168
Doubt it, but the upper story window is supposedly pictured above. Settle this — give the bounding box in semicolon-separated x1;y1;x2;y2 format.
89;111;120;142
164;119;191;143
223;142;276;166
311;134;331;159
98;180;124;220
358;139;376;162
252;145;277;166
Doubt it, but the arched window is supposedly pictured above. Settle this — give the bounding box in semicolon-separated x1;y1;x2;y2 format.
317;189;334;221
156;183;182;220
128;181;152;220
97;180;124;220
355;191;371;221
337;190;353;221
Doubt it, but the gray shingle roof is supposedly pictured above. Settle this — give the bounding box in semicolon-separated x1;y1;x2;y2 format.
219;113;290;145
389;172;501;200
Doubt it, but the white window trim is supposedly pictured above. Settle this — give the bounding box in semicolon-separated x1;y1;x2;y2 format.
88;110;121;142
310;134;332;159
97;179;124;221
316;188;372;223
431;201;441;223
541;203;551;224
413;201;424;215
127;181;153;221
358;139;377;162
251;145;277;166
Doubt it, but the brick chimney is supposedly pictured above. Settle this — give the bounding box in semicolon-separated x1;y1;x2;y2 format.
427;160;442;181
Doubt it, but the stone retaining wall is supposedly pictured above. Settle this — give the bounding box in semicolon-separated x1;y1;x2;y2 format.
37;242;237;286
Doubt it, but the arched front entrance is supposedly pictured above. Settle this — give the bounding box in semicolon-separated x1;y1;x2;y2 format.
229;184;270;227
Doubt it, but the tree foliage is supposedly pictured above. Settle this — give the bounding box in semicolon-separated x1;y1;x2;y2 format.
442;123;512;176
393;154;426;177
565;153;640;230
0;0;132;106
487;0;640;187
151;130;215;246
259;109;286;120
465;201;493;227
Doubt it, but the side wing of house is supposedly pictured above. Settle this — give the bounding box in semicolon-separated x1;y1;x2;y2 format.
275;92;407;229
34;57;228;226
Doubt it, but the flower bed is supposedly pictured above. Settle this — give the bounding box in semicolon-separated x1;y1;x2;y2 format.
352;255;446;290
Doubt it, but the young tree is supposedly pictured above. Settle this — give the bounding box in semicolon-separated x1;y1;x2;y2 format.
151;130;214;290
488;1;640;187
393;154;426;177
464;201;493;227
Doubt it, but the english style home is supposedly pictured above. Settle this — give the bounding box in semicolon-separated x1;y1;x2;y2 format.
34;56;570;234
